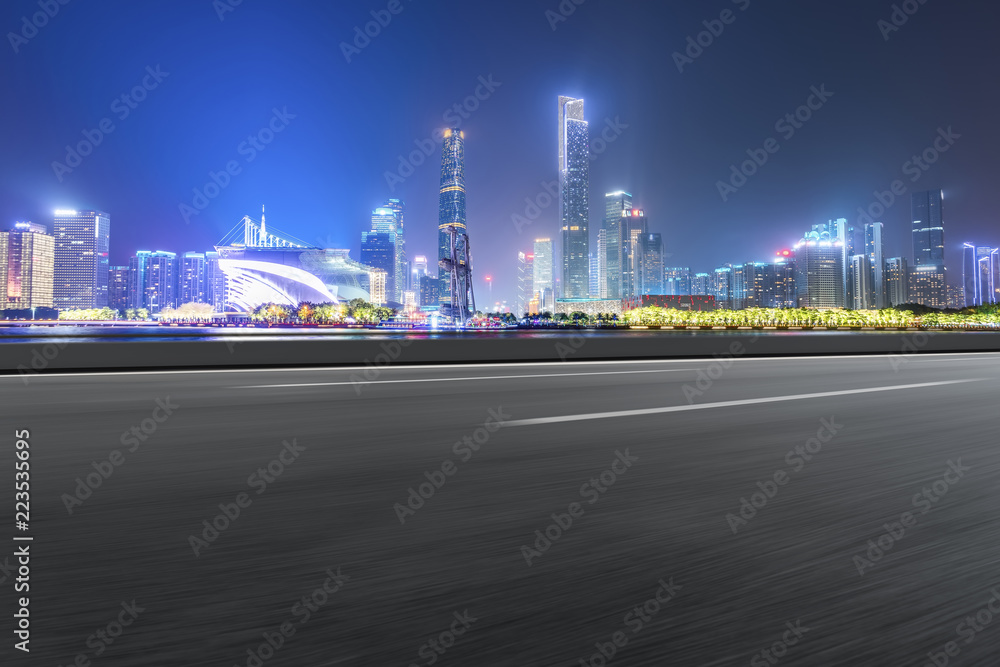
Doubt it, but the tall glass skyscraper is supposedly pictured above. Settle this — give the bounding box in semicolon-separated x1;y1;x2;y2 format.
911;190;946;308
864;222;886;309
53;209;110;310
558;96;590;298
603;191;632;299
0;222;54;310
383;199;407;299
885;257;909;307
180;252;207;304
438;128;467;306
533;238;554;312
794;225;845;308
962;244;999;307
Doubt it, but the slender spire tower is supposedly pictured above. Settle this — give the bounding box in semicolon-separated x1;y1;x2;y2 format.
437;128;467;306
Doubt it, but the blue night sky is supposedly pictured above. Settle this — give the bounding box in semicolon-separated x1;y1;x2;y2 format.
2;0;999;304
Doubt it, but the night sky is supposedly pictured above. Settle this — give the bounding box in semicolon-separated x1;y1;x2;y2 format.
2;0;998;305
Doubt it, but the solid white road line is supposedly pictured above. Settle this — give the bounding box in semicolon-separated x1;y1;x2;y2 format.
503;379;986;427
236;368;696;389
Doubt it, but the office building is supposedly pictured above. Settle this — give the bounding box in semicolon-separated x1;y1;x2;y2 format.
205;251;228;312
885;257;909;307
851;255;873;310
558;96;590;298
864;223;886;309
911;190;946;308
692;273;710;296
588;252;600;297
603;191;632;299
642;233;665;296
517;251;534;315
665;268;692;296
180;252;207;304
0;222;54;310
360;231;396;301
596;228;608;298
533;238;554;311
712;266;733;309
962;244;999;307
108;266;128;313
53;209;110;310
620;209;647;300
384;199;407;295
144;251;178;314
794;225;845;308
371;203;406;302
438;128;467;306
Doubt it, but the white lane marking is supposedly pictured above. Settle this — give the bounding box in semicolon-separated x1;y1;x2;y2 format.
0;351;996;380
236;368;696;389
504;379;987;427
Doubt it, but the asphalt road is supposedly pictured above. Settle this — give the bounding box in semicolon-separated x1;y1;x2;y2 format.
2;353;1000;666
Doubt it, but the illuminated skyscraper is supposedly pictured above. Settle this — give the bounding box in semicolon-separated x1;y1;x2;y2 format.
360;231;396;301
205;251;229;312
692;273;710;296
962;244;999;307
533;238;554;311
108;266;128;313
911;190;946;308
144;251;178;314
665;268;692;296
794;225;845;308
385;199;407;294
603;191;632;299
53;209;110;310
517;251;534;315
620;210;647;300
596;228;608;298
886;257;909;307
851;254;873;310
642;233;665;296
559;96;589;298
367;206;400;302
438;128;467;306
864;223;886;308
180;252;207;304
0;222;54;310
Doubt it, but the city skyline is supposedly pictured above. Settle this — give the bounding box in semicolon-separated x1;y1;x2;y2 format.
4;1;1000;309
